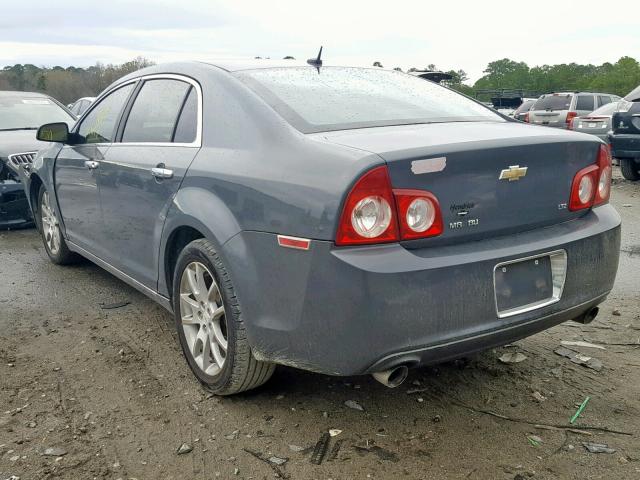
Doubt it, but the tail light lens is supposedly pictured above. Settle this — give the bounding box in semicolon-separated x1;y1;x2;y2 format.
524;112;529;123
335;166;399;245
566;111;577;126
394;190;443;240
595;144;612;205
568;117;576;130
336;166;443;245
569;144;611;211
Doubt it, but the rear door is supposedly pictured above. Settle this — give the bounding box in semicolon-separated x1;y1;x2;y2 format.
55;83;135;257
97;76;201;289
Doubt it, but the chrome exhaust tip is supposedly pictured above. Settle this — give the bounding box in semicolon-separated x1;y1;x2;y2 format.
372;365;409;388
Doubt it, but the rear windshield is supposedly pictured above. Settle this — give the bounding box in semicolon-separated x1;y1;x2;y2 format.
0;95;75;130
513;99;535;115
235;67;502;133
533;94;572;111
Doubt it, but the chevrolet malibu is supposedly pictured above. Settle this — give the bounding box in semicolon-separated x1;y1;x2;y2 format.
25;61;621;395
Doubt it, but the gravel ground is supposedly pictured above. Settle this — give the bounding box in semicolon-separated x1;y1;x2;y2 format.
0;167;639;480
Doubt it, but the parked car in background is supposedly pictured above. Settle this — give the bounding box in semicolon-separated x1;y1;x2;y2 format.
528;92;621;129
68;96;95;117
25;62;620;395
570;101;621;142
513;98;537;122
0;91;75;228
610;85;640;181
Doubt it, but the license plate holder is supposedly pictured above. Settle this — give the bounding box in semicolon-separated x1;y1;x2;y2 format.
494;250;567;318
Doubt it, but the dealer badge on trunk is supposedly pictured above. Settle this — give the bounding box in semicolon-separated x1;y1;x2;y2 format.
499;165;528;181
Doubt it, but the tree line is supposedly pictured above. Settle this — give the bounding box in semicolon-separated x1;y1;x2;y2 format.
0;57;154;105
1;55;638;105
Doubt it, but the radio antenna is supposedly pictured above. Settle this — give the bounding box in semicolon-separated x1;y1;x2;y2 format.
307;46;323;73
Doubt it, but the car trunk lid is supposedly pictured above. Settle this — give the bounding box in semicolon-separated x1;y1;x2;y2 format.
312;122;600;247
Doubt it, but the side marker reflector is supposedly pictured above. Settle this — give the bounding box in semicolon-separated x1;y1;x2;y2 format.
277;235;310;250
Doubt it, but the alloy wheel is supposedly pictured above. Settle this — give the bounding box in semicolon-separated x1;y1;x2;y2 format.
179;262;228;376
40;191;61;255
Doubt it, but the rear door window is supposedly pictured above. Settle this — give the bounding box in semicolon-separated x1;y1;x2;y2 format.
575;96;595;111
173;87;198;143
532;95;572;111
121;79;191;143
78;84;134;144
597;95;611;107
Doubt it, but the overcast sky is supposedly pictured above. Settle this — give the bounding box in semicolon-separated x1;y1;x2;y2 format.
1;0;638;82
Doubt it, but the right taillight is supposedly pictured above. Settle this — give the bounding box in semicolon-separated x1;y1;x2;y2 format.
569;144;611;211
566;111;578;126
524;112;530;123
336;166;443;246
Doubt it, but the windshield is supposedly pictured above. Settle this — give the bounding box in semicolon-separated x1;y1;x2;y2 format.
513;100;535;115
0;95;75;130
236;67;502;133
588;102;619;116
533;94;572;111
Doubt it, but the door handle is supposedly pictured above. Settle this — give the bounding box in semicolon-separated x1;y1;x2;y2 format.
84;160;99;169
151;167;174;179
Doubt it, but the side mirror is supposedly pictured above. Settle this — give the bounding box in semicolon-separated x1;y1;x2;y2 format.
37;122;70;143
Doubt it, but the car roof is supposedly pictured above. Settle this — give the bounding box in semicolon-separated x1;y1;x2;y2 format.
0;90;50;98
200;59;313;71
542;92;616;96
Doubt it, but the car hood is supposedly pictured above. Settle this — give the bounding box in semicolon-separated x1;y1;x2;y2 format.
0;129;47;158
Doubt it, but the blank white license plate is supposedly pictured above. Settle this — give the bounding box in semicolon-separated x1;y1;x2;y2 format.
588;122;597;128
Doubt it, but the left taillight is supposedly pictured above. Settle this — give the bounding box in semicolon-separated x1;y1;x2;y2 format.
569;144;611;211
335;166;399;246
336;166;443;246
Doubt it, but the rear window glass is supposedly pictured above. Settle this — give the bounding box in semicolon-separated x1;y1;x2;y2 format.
533;95;572;111
122;79;191;143
235;67;502;133
576;96;595;111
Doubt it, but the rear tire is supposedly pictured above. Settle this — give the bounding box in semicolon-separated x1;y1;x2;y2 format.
620;158;640;181
172;239;275;395
37;184;80;265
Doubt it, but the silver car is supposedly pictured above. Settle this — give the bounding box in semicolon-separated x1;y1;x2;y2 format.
571;101;621;142
528;92;620;129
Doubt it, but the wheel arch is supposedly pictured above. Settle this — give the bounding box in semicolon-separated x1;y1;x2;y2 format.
159;186;243;298
28;173;44;231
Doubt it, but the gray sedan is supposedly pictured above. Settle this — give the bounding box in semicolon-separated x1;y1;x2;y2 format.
24;61;620;394
571;101;621;142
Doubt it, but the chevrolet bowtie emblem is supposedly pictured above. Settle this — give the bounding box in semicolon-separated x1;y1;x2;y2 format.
499;165;528;181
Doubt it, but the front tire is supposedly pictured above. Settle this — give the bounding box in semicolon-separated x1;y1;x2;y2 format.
172;239;275;395
37;185;80;265
620;158;640;181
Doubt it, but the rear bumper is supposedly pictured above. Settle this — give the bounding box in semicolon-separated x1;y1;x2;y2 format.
609;133;640;158
222;205;621;376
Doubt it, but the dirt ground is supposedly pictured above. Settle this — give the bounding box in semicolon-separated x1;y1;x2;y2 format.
1;167;639;480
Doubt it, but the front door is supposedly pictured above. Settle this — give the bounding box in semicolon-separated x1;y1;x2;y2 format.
98;78;200;289
55;83;135;257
